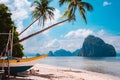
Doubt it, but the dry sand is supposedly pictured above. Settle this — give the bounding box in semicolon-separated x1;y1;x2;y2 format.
16;64;120;80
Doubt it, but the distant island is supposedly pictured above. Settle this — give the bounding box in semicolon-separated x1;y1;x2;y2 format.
26;35;117;57
48;49;80;56
79;35;116;57
48;35;116;57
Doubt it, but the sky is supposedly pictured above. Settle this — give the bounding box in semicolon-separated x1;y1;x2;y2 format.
0;0;120;54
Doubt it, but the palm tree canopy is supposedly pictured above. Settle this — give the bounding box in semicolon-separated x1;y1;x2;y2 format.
31;0;55;26
59;0;93;23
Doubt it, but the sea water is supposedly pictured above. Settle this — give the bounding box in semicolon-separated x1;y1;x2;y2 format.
38;56;120;77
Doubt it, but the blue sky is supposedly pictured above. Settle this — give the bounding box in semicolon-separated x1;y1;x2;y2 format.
0;0;120;54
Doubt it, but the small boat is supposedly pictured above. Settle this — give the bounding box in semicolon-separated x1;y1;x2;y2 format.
0;29;48;76
0;55;47;75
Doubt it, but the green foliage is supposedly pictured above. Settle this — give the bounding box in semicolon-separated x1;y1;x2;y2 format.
0;4;24;58
31;0;55;26
59;0;93;23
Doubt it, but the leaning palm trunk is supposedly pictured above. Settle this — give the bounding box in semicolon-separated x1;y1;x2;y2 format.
18;17;40;36
14;18;69;45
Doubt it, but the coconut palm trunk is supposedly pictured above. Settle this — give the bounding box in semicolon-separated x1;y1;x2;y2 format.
18;17;40;36
14;18;69;45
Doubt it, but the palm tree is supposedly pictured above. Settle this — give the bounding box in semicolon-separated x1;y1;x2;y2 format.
14;0;93;45
59;0;93;23
18;0;55;36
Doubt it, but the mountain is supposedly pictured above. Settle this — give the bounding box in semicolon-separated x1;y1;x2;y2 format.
80;35;116;57
73;49;80;56
51;49;73;56
117;53;120;56
48;49;79;56
48;51;54;56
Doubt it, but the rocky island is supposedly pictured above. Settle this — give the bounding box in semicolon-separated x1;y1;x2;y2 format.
80;35;116;57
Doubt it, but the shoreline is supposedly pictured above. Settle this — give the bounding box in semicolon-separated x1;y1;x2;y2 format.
15;63;120;80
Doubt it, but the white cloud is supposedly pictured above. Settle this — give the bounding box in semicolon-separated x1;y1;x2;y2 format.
64;29;93;39
59;39;84;52
10;0;31;32
45;39;60;48
62;29;120;53
0;0;9;3
101;36;120;52
96;29;105;36
39;39;84;53
22;32;51;53
44;9;61;27
0;0;62;54
103;1;112;7
0;0;32;32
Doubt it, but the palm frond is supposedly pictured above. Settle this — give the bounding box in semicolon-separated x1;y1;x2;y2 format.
31;0;55;26
61;10;69;18
59;0;72;6
78;6;87;23
80;2;93;11
31;0;40;7
59;0;93;23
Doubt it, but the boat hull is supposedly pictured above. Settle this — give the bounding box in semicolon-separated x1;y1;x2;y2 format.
0;55;47;75
0;66;32;75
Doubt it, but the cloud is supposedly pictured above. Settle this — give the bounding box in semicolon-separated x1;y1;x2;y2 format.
96;29;106;36
0;0;61;54
64;29;93;39
103;1;112;7
38;39;84;53
59;39;84;52
45;39;60;48
0;0;9;3
0;0;61;34
10;0;32;32
45;9;61;26
22;32;51;53
101;36;120;52
63;29;120;53
0;0;32;32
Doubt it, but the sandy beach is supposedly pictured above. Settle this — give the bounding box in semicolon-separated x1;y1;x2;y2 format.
13;63;120;80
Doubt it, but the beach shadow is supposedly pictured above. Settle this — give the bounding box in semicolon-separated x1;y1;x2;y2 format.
34;74;55;79
34;73;68;79
63;70;83;73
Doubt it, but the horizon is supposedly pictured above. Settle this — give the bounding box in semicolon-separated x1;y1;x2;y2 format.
0;0;120;54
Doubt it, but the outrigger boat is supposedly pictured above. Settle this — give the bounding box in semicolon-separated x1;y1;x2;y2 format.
0;29;47;75
0;55;47;75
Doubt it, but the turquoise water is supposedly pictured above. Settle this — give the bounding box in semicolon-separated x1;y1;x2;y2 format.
38;57;120;77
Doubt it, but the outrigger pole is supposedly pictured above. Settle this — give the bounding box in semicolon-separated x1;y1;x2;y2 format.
0;27;14;78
